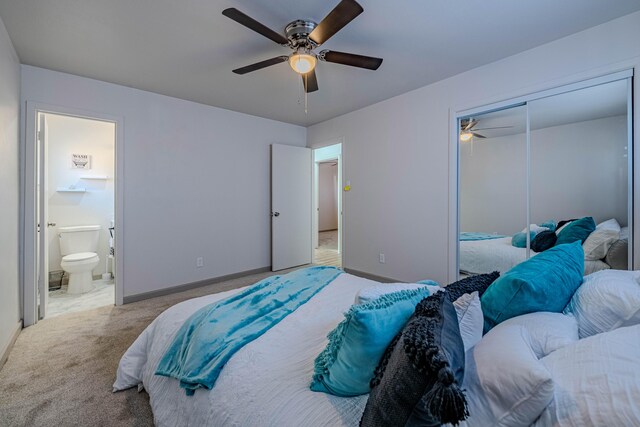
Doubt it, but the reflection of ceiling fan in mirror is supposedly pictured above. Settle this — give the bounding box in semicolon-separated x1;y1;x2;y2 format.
459;118;513;141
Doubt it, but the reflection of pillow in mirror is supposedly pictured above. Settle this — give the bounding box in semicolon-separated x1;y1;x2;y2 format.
525;224;550;234
583;218;620;261
605;239;628;270
531;230;557;252
512;231;536;248
555;219;578;234
540;220;557;232
555;217;595;246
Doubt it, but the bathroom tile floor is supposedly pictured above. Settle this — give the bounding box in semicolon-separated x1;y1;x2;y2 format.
47;279;115;318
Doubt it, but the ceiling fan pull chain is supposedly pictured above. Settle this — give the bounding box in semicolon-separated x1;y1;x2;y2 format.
305;74;308;114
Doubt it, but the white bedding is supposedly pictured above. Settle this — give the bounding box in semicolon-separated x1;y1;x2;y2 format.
114;270;638;427
459;237;610;275
460;237;528;274
114;273;377;427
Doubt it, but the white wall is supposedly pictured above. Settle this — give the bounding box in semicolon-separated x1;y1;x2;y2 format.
0;15;21;361
461;116;628;235
318;163;338;231
22;66;306;298
307;11;640;284
46;114;115;277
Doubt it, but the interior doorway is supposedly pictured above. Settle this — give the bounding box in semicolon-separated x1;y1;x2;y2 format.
24;103;123;326
313;143;342;267
40;112;116;318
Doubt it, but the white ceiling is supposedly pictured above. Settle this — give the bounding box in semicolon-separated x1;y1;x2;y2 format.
1;0;639;126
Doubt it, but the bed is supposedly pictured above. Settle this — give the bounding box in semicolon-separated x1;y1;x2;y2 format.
459;237;611;276
114;273;372;426
114;270;640;426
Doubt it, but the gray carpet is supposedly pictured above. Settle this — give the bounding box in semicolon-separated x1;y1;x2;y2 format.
0;268;298;427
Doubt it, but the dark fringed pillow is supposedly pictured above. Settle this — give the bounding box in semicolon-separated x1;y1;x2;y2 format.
445;271;500;303
360;292;469;427
531;230;557;252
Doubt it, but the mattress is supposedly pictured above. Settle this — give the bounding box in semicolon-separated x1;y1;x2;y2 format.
460;237;610;276
114;273;377;427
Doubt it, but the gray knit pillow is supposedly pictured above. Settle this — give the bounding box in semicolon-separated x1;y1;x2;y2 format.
360;292;469;427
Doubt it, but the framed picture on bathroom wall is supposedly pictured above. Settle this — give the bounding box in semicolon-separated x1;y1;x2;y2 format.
71;153;91;169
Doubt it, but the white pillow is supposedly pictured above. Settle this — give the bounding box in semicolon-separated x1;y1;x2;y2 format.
453;291;483;352
521;224;549;234
497;312;578;358
460;324;554;427
534;325;640;426
564;269;640;338
354;282;440;305
583;218;621;261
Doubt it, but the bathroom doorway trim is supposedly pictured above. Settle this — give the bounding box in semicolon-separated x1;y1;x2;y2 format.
23;101;125;327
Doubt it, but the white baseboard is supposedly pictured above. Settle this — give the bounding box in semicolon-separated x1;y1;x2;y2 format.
0;320;22;370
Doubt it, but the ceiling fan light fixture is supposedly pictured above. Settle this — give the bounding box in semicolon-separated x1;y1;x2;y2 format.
289;52;317;74
460;131;473;142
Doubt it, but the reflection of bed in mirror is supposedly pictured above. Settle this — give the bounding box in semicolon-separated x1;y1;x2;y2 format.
458;231;628;276
458;78;631;278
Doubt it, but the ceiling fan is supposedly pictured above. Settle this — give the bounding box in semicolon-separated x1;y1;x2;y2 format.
459;118;513;141
222;0;383;93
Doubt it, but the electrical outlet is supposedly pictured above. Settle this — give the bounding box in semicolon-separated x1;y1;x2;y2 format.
196;257;204;268
379;253;385;264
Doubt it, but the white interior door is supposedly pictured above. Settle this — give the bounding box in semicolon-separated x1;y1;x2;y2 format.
271;144;312;271
37;113;49;319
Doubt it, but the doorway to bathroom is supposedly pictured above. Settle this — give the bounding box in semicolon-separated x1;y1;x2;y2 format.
24;103;122;325
41;112;115;318
313;143;342;267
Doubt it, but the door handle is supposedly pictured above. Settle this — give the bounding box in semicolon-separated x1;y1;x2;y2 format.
47;222;57;227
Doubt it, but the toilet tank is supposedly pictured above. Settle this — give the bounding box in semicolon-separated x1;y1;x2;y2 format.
58;225;101;256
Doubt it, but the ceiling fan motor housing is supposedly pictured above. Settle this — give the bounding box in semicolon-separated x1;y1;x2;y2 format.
285;20;318;48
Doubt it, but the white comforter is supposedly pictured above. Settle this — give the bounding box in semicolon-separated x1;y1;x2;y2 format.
114;273;375;427
460;237;528;274
459;237;609;275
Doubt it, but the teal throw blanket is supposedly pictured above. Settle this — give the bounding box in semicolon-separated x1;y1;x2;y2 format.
460;232;507;241
156;266;342;395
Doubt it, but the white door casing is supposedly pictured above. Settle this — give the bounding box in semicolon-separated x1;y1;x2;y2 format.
37;113;49;319
271;144;312;271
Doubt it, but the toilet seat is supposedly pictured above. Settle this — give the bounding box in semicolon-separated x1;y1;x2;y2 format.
62;252;98;263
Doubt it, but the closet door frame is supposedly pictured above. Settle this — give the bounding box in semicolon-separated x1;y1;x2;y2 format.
450;69;634;282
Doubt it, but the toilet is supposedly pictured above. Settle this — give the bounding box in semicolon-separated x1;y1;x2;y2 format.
58;225;101;294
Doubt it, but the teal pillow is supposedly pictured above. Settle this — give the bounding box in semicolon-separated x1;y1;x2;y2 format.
310;287;434;396
511;231;536;248
555;216;595;246
481;241;584;332
540;220;557;232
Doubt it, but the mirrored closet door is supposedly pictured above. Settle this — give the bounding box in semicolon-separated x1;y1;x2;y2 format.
458;75;632;277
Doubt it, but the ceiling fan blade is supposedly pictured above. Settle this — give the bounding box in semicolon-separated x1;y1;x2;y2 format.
472;133;487;139
319;50;382;70
463;119;477;131
232;56;289;75
471;126;514;131
308;0;363;46
222;8;289;45
302;69;319;93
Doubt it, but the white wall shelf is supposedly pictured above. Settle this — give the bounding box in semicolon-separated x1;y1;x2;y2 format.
80;175;109;180
56;187;86;193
